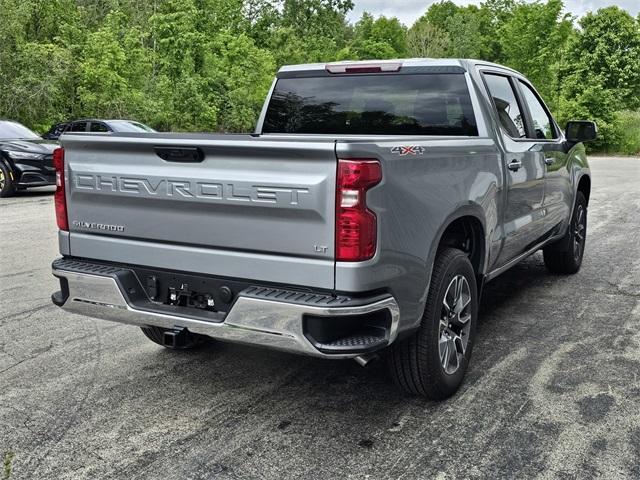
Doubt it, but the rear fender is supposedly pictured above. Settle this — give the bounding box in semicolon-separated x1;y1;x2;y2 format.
418;205;488;317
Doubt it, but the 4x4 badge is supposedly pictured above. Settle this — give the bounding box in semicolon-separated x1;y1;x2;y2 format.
391;146;425;156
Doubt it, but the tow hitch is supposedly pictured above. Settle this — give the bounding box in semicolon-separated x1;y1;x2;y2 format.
162;327;194;348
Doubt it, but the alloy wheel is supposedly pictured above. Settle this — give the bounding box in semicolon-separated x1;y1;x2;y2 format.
438;274;472;375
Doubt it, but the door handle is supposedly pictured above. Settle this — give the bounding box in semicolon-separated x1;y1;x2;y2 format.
154;146;204;163
544;157;555;165
507;159;522;171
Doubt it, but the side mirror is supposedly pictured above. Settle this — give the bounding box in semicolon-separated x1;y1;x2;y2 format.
565;121;598;144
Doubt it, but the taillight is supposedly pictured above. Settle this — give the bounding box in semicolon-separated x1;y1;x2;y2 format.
53;147;68;231
336;159;382;261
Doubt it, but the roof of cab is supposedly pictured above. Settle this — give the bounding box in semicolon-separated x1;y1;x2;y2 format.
278;58;523;77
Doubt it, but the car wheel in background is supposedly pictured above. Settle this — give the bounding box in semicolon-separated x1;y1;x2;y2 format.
0;163;16;197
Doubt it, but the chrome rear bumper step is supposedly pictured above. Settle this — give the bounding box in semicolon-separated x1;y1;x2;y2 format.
52;258;400;359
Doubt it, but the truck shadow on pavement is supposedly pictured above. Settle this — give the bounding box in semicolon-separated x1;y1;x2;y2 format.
65;250;632;478
146;252;552;405
111;253;566;475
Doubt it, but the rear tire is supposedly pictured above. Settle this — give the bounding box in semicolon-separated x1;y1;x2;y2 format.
543;191;587;274
387;248;478;400
141;326;208;350
0;163;16;197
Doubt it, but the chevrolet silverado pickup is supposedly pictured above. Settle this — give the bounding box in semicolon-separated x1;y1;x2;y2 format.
50;59;596;399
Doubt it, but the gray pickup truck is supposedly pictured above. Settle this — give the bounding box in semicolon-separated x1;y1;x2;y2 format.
51;59;596;399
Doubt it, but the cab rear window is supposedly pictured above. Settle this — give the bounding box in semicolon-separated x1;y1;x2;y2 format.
263;74;478;136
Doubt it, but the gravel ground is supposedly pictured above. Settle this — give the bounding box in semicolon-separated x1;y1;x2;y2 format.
1;156;639;479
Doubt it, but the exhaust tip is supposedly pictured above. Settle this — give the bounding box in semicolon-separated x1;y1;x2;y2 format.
354;353;379;367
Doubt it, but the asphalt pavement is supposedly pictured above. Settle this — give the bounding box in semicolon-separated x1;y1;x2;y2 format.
1;156;639;479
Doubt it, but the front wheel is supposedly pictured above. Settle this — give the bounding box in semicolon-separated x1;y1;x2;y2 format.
387;248;478;400
543;191;587;274
0;163;16;197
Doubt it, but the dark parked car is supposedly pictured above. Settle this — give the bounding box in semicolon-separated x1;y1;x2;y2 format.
42;119;155;140
0;120;57;197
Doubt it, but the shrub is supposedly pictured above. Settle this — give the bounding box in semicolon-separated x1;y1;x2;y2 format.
613;111;640;155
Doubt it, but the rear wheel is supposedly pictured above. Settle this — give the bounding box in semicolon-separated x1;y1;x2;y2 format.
0;163;16;197
543;191;587;274
141;326;208;350
388;248;478;400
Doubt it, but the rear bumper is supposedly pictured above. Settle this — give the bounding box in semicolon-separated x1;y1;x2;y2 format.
51;258;400;359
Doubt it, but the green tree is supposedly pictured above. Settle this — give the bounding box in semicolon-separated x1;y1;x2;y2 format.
419;0;460;30
556;7;640;150
280;0;353;39
341;12;406;59
358;13;407;55
267;0;353;65
4;43;73;130
406;21;449;58
444;6;492;59
206;32;275;131
498;0;573;107
77;12;151;119
409;0;507;61
564;7;640;110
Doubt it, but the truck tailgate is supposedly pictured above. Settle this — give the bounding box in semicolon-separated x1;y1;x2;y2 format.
62;133;337;289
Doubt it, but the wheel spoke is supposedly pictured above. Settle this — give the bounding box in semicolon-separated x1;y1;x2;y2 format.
574;208;585;241
455;293;470;314
454;276;463;305
440;337;449;367
446;277;457;310
453;333;466;355
442;297;452;317
447;337;458;371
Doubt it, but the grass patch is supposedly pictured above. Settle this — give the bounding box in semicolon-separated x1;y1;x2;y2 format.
3;452;14;480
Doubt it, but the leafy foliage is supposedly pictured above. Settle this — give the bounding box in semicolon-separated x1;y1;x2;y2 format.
497;0;573;105
614;111;640;155
0;0;638;152
556;7;640;151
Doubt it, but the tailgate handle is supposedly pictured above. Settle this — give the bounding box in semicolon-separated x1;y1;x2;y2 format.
154;146;204;163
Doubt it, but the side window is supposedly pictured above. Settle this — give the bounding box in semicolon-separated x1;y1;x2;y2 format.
518;81;557;140
483;74;526;138
90;122;109;133
50;124;65;136
69;122;87;132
